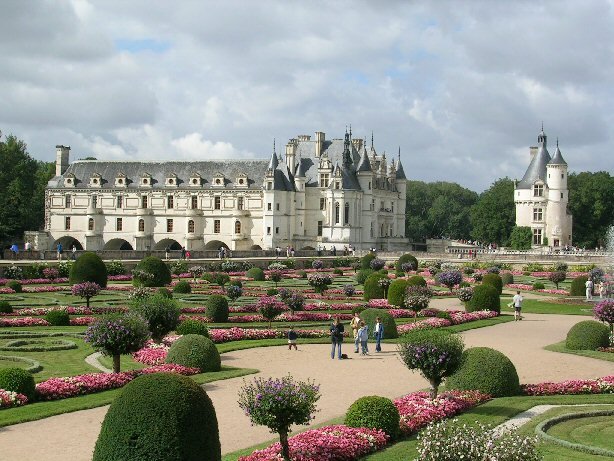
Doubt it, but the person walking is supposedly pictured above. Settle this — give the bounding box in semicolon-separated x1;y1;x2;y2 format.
357;321;369;355
56;243;63;261
181;246;186;259
287;328;298;350
329;317;344;360
350;312;361;353
10;244;18;260
165;246;170;260
512;290;523;321
71;245;77;260
585;278;594;301
374;316;384;352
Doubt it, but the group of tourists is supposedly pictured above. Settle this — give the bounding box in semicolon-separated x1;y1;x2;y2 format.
327;314;384;360
585;278;607;300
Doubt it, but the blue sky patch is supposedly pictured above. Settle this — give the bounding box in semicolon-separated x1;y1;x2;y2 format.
114;38;171;53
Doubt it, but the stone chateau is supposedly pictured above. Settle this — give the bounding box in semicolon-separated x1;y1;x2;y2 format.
35;130;408;252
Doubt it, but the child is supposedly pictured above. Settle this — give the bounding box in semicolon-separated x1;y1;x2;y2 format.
288;328;298;350
357;321;369;355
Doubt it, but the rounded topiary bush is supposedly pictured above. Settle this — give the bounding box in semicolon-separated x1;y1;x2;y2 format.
406;275;427;287
93;373;221;461
0;301;12;314
44;309;70;326
205;295;229;323
481;273;503;294
565;320;610;350
165;334;221;372
570;276;588;296
132;256;172;287
356;269;374;285
0;367;36;400
363;273;387;300
6;280;22;293
532;282;545;290
173;280;192;294
388;279;410;307
446;347;521;397
344;396;400;439
176;319;210;338
361;253;377;269
157;287;173;298
246;267;265;281
69;252;108;288
396;253;418;272
500;273;514;285
360;308;398;339
466;284;500;313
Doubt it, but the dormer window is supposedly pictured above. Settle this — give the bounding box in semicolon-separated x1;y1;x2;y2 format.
115;173;127;188
89;173;102;188
64;173;76;188
189;173;202;187
140;173;152;187
212;173;225;187
165;174;178;187
533;183;544;197
236;173;248;188
319;173;330;188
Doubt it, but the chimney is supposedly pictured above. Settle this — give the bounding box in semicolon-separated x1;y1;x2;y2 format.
315;131;325;157
529;146;538;161
285;139;297;174
351;138;363;151
55;145;70;176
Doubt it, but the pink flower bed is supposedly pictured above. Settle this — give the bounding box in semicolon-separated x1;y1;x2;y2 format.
2;306;126;317
394;390;491;435
239;425;388;461
0;316;99;327
396;310;497;334
35;364;199;401
0;389;28;409
22;286;67;293
521;375;614;396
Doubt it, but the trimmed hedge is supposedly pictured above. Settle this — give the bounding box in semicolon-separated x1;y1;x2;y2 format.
360;308;398;339
396;253;418;272
6;280;22;293
0;301;12;314
44;309;70;326
406;275;427;287
466;284;500;313
0;367;36;400
69;252;108;288
132;256;172;287
205;295;229;323
246;267;265;281
345;396;400;439
93;373;221;461
565;320;610;350
165;334;221;372
387;279;410;307
363;273;388;301
446;347;521;397
481;273;503;294
173;281;192;294
570;276;588;296
176;319;210;338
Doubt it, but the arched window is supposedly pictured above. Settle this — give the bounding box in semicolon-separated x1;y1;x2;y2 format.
235;220;241;234
188;220;195;233
335;202;340;224
344;202;350;225
138;219;145;232
88;218;94;231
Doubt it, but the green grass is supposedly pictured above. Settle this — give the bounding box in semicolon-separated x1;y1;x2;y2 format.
545;341;614;363
546;414;614;452
500;298;593;316
0;365;256;428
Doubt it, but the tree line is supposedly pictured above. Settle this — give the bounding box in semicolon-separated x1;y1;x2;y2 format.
1;132;612;249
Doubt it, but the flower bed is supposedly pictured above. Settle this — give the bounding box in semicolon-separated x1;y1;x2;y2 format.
0;389;28;409
238;425;388;461
397;310;497;334
506;283;569;295
0;316;97;327
521;375;614;396
34;364;199;401
2;306;126;317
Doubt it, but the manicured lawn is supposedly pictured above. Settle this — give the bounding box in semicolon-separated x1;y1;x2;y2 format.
545;341;614;363
500;297;593;316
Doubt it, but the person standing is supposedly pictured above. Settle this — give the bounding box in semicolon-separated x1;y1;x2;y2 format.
10;244;18;260
71;245;77;260
512;291;523;321
350;312;361;353
24;241;32;256
287;328;298;350
56;243;63;261
329;317;344;360
374;317;384;352
165;246;170;260
181;246;186;259
585;278;594;301
357;321;369;355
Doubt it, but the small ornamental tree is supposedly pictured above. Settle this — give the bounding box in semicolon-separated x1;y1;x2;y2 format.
257;296;286;328
547;271;567;289
284;291;305;314
268;270;283;288
130;293;180;343
437;270;463;291
405;285;434;320
457;286;474;304
42;267;60;281
238;375;320;461
84;313;150;373
398;329;464;398
189;265;204;282
343;284;356;297
212;272;231;288
369;258;386;271
307;273;333;294
226;284;242;301
71;281;101;308
594;299;614;343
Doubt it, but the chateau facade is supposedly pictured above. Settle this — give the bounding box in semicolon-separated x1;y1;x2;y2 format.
40;130;408;252
514;127;573;247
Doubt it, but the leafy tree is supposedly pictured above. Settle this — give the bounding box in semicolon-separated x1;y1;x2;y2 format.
547;271;566;289
470;178;515;245
508;226;533;250
257;296;285;328
568;171;614;248
71;282;101;308
130;293;180;343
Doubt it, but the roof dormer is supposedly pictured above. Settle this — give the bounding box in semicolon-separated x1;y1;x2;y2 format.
212;173;225;187
140;173;152;188
89;173;102;188
189;173;202;187
115;173;127;188
165;173;179;188
64;173;76;188
236;173;248;188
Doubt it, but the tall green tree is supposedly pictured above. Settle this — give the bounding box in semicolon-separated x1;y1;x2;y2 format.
469;178;515;245
0;132;54;244
405;181;478;242
508;226;533;250
567;171;614;248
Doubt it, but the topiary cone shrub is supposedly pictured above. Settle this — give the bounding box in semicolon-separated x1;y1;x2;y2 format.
387;279;410;307
93;373;221;461
344;395;400;440
69;252;108;288
0;367;36;401
481;273;502;294
132;256;172;287
205;295;229;323
570;276;588;296
466;284;500;314
446;347;521;397
565;320;610;350
165;334;221;372
360;308;398;339
363;273;388;300
395;253;418;273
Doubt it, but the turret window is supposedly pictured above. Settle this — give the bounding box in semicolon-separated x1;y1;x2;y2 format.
319;198;326;210
141;195;148;209
167;195;174;209
235;221;241;234
65;194;72;208
533;208;543;221
214;196;221;210
88;218;94;231
116;195;123;209
335;202;340;224
319;174;330;188
138;219;145;232
65;217;71;230
533;184;544;197
344;202;350;225
116;218;123;231
191;196;198;209
188;220;195;233
237;197;244;210
532;228;542;245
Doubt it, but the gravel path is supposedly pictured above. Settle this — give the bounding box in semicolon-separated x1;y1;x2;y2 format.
1;311;612;461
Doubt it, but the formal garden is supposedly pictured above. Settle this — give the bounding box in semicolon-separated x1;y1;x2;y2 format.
0;252;612;460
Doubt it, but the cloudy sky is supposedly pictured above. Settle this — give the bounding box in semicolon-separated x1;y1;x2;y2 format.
1;0;612;191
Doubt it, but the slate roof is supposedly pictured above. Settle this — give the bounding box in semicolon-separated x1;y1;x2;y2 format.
548;144;567;166
294;138;362;189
